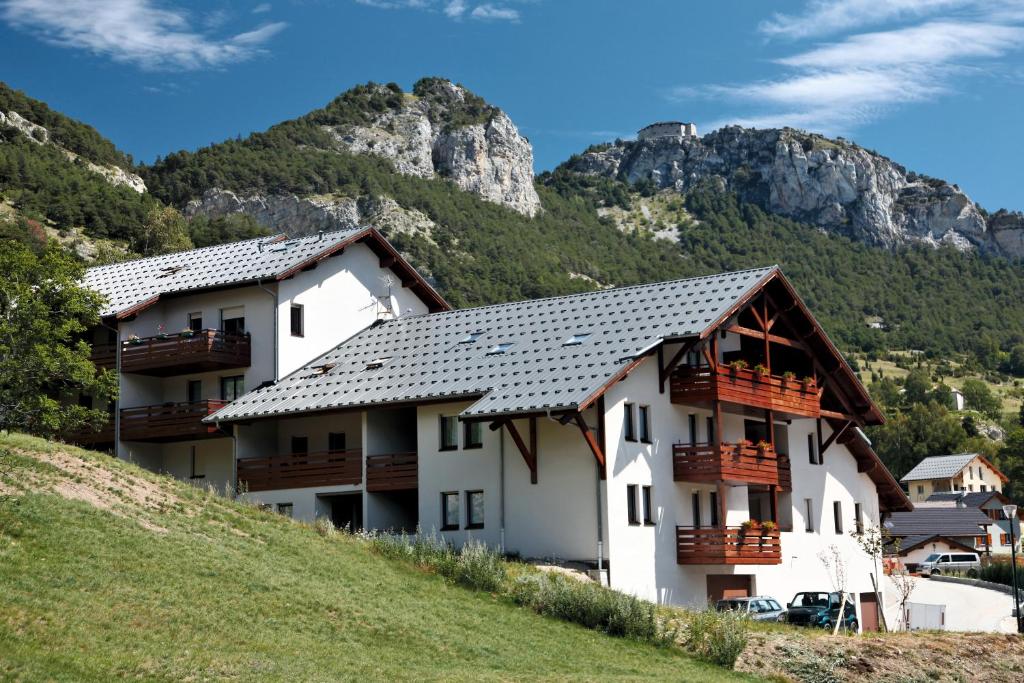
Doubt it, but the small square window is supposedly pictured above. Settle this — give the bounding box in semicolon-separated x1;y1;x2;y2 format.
642;485;654;526
277;503;293;518
188;312;203;332
486;342;514;355
466;490;485;529
290;304;304;337
464;421;483;449
291;436;308;456
440;415;459;451
328;432;346;451
220;375;245;401
638;405;652;443
441;492;460;530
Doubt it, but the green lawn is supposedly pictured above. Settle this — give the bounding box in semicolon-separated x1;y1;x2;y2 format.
0;434;753;682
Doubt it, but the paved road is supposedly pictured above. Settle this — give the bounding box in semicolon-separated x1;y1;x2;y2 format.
882;576;1018;633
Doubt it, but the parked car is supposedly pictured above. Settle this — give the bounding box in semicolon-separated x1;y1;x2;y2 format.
714;596;786;621
784;591;858;631
919;552;980;577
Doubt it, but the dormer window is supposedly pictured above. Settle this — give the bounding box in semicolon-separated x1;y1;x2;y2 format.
486;342;514;356
365;357;391;370
563;332;591;346
460;330;484;344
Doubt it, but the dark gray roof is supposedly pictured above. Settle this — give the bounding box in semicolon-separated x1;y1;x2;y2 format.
926;491;1003;507
886;507;992;537
85;227;367;317
891;534;977;553
207;266;777;423
900;453;977;482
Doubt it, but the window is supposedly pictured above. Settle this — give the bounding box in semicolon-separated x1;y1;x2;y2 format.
277;503;293;518
1002;533;1010;546
854;503;863;534
188;312;203;331
441;492;460;530
981;485;988;492
976;535;988;547
439;415;459;451
220;306;245;335
709;491;719;527
220;375;245;401
626;485;640;525
328;432;346;451
642;485;654;525
187;379;203;403
486;342;514;355
638;405;651;443
290;304;304;337
808;434;819;465
189;446;203;479
624;403;637;442
464;421;483;449
563;332;591;346
692;491;702;529
291;436;308;456
917;485;925;496
706;416;715;444
804;499;814;532
833;501;843;534
688;414;697;447
466;490;485;529
459;330;484;344
969;466;974;480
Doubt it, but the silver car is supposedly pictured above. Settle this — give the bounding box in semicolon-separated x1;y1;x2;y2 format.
919;552;981;577
715;596;786;621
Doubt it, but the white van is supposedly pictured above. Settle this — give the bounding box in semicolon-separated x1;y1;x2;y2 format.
919;552;981;577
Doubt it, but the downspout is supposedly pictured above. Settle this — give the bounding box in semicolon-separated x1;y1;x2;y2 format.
256;279;279;380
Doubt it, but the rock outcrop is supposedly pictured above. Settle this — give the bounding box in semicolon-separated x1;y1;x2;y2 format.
566;126;1022;257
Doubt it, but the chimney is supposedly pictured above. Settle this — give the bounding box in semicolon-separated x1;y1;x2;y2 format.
956;491;967;508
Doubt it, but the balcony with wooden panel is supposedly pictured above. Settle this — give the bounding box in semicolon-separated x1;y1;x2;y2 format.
676;526;782;565
64;418;115;447
89;344;117;371
237;449;362;492
365;452;418;492
119;400;229;442
120;330;251;376
670;365;820;419
673;441;789;487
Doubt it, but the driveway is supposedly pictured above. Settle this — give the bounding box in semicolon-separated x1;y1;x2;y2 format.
882;576;1019;633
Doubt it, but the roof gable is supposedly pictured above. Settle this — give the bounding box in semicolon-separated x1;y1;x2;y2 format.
900;453;1007;483
886;507;992;537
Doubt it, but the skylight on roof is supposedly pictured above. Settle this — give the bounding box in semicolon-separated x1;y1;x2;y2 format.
365;357;392;370
563;332;592;346
486;342;514;356
460;330;485;344
156;265;187;278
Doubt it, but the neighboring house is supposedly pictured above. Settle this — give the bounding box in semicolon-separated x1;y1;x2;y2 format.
900;453;1008;503
72;227;447;490
926;491;1021;555
888;534;979;572
207;264;911;619
950;389;965;411
884;506;994;558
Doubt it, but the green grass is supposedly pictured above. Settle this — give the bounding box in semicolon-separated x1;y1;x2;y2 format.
0;433;754;681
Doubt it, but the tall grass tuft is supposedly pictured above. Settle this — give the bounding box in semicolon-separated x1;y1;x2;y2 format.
677;608;749;668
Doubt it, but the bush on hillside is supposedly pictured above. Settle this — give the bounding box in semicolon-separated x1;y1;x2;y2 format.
676;608;749;669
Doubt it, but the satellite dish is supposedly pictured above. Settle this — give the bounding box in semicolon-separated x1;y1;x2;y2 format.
388;294;400;318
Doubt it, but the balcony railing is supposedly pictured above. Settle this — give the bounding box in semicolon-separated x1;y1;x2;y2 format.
120;330;251;376
237;449;363;492
676;526;782;565
365;452;418;492
673;441;781;486
89;344;117;371
670;365;819;418
119;400;229;442
64;418;115;446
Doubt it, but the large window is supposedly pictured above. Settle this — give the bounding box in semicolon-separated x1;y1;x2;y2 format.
626;485;640;525
441;492;460;530
466;490;485;529
220;306;245;335
290;304;304;337
638;405;651;443
624;403;637;442
464;421;483;449
642;485;654;526
328;432;346;451
439;415;459;451
833;501;844;534
220;375;245;401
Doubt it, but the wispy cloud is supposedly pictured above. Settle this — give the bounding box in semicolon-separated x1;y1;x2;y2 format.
471;4;519;21
759;0;1003;39
674;5;1024;135
252;3;272;13
1;0;287;70
356;0;524;22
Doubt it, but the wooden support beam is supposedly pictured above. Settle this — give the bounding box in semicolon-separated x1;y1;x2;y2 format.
659;340;697;393
820;420;854;456
529;416;538;484
724;325;809;351
765;409;775;449
820;408;860;422
751;301;767;331
504;419;537;485
575;413;606;479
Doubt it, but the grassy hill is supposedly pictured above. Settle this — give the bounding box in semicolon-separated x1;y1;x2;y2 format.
0;433;748;682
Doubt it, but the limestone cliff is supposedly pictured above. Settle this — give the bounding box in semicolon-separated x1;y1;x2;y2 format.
564;126;1022;257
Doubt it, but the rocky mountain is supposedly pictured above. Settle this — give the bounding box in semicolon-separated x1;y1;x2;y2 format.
562;126;1024;258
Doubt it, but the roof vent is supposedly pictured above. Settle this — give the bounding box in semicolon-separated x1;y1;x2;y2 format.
486;342;514;356
156;265;187;278
563;332;591;346
314;362;336;375
460;330;484;344
365;357;391;370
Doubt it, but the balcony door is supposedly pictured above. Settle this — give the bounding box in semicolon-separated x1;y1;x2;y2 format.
220;306;245;336
187;380;202;403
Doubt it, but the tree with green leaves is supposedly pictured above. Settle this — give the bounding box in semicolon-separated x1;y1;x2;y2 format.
868;401;968;479
960;378;1002;420
0;240;116;436
136;205;192;256
997;428;1024;506
902;368;932;406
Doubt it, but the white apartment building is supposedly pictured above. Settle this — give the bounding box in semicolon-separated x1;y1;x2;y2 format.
76;227;446;488
901;453;1008;503
207;264;911;627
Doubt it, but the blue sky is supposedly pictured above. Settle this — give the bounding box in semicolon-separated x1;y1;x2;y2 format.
1;0;1022;210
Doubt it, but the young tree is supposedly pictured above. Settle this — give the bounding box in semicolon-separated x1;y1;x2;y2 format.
0;240;117;436
902;368;933;406
961;378;1002;420
136;205;193;256
869;402;967;479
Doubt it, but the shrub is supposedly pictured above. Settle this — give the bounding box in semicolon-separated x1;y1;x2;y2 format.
980;557;1024;587
369;531;505;593
679;609;749;669
313;517;335;538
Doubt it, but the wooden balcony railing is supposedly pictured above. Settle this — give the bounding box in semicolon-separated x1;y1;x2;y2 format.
365;452;418;492
670;365;819;418
238;449;363;492
119;400;229;442
120;330;251;376
676;526;782;565
64;418;115;446
89;344;117;371
673;441;781;486
777;454;792;491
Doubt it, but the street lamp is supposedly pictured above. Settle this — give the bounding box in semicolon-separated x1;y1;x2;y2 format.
1002;503;1022;634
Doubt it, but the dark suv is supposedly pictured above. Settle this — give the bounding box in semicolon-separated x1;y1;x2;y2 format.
784;591;858;631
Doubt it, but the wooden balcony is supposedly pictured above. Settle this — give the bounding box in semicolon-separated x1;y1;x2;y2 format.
673;441;782;486
238;449;362;492
119;400;229;442
777;454;792;492
676;526;782;565
670;366;819;418
365;452;418;492
89;344;117;371
121;330;251;376
64;419;115;447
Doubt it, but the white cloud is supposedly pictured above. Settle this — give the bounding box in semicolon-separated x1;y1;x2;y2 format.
1;0;287;71
253;3;272;14
355;0;524;22
759;0;993;39
470;4;519;21
444;0;467;19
